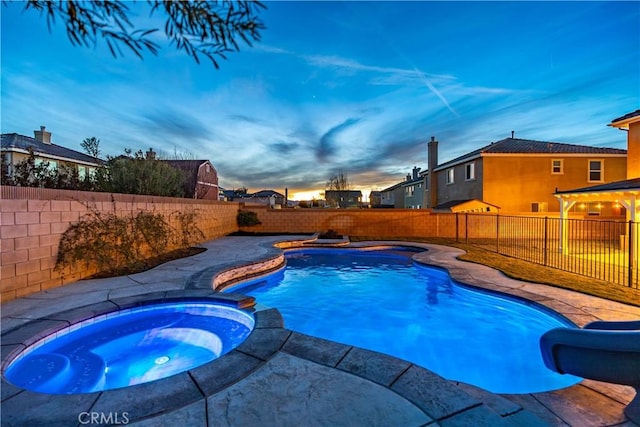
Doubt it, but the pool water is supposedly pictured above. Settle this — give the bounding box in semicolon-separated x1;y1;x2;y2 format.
230;248;580;394
3;301;254;394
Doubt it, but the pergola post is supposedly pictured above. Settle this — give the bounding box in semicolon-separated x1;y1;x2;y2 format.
621;196;639;281
558;198;575;254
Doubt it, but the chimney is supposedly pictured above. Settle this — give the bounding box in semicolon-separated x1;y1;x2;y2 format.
146;148;156;160
406;174;411;182
511;130;515;139
412;166;421;180
34;126;52;144
427;136;439;208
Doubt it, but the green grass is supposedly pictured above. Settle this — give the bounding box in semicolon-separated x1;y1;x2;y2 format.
352;237;640;307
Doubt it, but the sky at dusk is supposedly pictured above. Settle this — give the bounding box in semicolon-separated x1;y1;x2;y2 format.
2;1;639;200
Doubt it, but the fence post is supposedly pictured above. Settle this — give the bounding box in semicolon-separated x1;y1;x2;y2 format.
496;214;500;253
455;212;459;242
465;213;468;244
629;220;634;288
543;216;548;266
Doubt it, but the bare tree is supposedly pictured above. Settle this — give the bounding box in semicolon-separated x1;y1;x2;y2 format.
326;170;350;208
10;0;266;68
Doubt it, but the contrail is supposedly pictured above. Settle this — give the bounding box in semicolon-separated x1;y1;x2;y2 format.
412;67;459;117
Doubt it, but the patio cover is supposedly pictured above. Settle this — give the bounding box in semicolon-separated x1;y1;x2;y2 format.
554;178;640;254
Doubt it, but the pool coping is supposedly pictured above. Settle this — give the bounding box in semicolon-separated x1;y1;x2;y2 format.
0;290;517;426
2;236;639;426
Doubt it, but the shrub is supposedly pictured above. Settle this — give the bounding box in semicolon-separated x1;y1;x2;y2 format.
55;207;203;277
237;210;261;227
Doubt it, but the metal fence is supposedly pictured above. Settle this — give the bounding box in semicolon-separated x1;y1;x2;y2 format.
454;213;638;288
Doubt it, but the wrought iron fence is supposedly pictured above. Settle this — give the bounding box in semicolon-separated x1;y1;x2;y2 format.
454;213;638;288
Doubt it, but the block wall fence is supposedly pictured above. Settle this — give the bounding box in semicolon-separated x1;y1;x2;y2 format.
239;206;460;238
1;186;241;303
2;186;597;302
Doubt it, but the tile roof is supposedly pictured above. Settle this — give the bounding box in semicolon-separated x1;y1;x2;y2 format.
611;109;640;124
555;177;640;194
1;133;102;165
380;181;407;192
435;137;626;170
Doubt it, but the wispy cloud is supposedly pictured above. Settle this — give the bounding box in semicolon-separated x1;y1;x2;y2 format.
303;54;456;81
317;117;361;162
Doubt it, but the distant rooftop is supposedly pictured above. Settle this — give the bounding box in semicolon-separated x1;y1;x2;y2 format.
1;133;102;165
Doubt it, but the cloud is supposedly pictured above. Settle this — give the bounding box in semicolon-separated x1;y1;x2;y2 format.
317;117;361;162
226;114;266;125
269;141;299;155
140;108;210;140
304;54;455;81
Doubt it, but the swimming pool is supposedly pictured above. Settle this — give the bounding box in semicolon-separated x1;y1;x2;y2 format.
3;301;255;394
228;247;581;394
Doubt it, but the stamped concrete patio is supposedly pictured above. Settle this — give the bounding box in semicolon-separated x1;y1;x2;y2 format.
2;235;639;426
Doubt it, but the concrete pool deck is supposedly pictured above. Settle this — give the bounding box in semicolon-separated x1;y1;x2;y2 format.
1;235;639;426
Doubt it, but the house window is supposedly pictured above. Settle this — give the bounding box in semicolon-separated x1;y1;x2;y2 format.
465;162;475;181
35;158;57;171
446;168;455;184
78;166;87;179
551;159;563;174
588;160;603;182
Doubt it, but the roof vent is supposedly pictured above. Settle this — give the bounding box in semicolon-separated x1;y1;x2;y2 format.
511;130;515;139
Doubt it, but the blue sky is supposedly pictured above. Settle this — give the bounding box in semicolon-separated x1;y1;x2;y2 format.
2;1;639;200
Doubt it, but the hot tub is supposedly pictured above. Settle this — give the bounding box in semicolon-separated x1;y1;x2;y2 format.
3;301;255;394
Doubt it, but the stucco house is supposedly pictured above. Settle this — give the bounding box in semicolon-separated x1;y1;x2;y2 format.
1;126;102;180
163;160;219;200
402;167;426;209
251;190;287;207
325;190;363;208
426;135;627;215
379;182;404;208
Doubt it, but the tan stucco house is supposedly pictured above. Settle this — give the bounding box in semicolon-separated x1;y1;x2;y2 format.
426;135;627;215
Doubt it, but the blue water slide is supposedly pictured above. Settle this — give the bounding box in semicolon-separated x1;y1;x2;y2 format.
540;320;640;424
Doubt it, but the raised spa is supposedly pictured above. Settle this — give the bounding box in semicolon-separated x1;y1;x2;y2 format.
3;301;254;394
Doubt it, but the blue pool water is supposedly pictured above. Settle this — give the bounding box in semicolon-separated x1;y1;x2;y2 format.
3;301;254;394
229;247;581;394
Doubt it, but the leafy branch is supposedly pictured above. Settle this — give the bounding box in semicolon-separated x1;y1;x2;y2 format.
13;0;266;68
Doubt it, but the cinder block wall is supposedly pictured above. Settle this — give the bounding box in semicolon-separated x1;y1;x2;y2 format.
239;206;459;238
4;188;592;303
1;187;240;302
